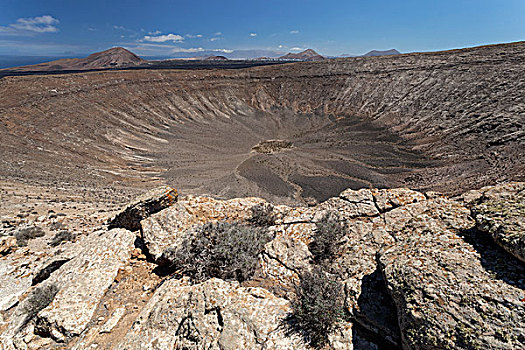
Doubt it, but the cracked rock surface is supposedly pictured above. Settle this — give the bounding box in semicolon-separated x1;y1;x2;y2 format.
0;184;523;349
470;182;525;262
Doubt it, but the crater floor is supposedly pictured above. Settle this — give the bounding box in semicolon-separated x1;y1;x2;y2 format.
154;110;436;204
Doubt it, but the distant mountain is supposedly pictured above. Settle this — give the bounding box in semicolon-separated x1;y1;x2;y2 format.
204;55;228;61
279;49;324;61
150;49;285;60
362;49;401;57
2;47;145;72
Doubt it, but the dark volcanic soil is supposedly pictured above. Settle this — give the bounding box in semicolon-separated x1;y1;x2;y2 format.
155;110;435;204
0;41;523;216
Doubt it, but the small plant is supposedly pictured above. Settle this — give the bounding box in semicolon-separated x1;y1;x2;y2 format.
21;284;59;326
48;230;76;247
286;267;345;348
165;221;273;283
309;213;346;263
48;222;64;231
14;226;45;247
249;203;276;227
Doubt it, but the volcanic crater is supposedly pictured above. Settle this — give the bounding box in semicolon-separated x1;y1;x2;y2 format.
1;42;524;211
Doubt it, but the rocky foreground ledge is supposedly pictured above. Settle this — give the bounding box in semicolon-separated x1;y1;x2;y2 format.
0;183;523;349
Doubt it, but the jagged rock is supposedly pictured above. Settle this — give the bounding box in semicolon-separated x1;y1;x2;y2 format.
108;187;178;231
0;258;33;312
0;236;17;255
141;202;194;263
335;189;380;217
99;307;126;334
378;210;525;349
0;228;135;348
471;182;525;262
2;184;524;349
253;231;312;298
116;278;307;349
33;228;135;340
371;188;426;213
141;196;264;263
332;193;472;347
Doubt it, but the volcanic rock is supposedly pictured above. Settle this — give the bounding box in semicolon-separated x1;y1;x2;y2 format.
115;278;307;349
0;236;16;255
108;186;178;231
0;184;523;349
378;215;525;349
140;196;264;263
0;228;135;347
471;182;525;262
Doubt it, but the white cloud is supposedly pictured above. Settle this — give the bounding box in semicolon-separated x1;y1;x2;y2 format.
171;47;204;53
290;30;299;34
290;47;304;51
143;33;184;43
148;30;162;35
113;25;126;30
249;33;257;37
0;15;59;34
186;34;203;38
121;42;234;56
213;48;233;53
88;27;96;32
214;32;222;36
209;37;220;42
170;47;233;53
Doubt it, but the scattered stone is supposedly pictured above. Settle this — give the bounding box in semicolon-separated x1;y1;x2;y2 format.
0;236;17;255
99;307;126;334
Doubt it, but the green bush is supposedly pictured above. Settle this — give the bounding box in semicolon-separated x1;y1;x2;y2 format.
21;284;58;325
165;221;273;283
249;203;276;227
309;213;346;263
48;230;76;247
15;226;45;247
286;267;345;348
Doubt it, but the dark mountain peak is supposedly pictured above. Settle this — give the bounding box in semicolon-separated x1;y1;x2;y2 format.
279;49;324;61
362;49;401;57
82;47;145;67
203;55;228;61
2;47;145;72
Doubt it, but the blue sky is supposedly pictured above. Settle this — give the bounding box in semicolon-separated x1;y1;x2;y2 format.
1;0;524;57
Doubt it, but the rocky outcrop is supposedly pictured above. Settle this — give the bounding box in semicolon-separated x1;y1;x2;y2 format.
34;228;135;340
108;187;178;231
470;182;525;262
116;278;307;349
0;228;135;348
141;196;264;263
1;183;524;349
379;217;525;349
